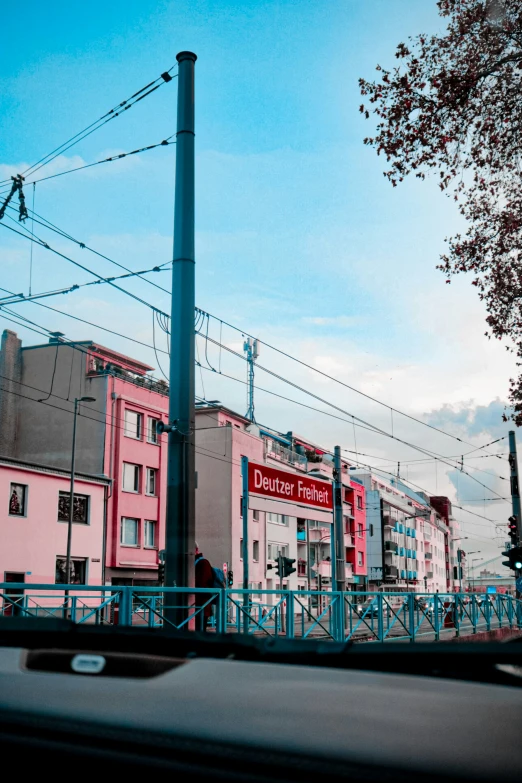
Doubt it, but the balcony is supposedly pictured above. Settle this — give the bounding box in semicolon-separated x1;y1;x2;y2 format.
264;438;308;470
384;565;398;579
297;559;307;577
384;541;398;554
309;527;331;543
383;515;394;528
297;530;306;542
345;563;353;579
345;532;354;548
425;552;433;560
344;503;354;518
426;571;434;579
316;560;332;577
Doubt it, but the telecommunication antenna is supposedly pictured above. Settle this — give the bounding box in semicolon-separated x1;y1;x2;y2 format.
243;337;259;421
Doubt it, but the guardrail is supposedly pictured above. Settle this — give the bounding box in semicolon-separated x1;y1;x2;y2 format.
1;584;521;642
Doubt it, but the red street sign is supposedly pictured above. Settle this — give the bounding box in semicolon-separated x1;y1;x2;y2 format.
248;462;333;510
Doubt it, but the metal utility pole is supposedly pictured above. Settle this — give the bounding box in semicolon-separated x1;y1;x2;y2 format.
508;430;521;598
333;446;346;593
165;52;197;617
66;396;95;585
243;338;259;421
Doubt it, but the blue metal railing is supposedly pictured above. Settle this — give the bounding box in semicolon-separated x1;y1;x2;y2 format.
1;584;521;642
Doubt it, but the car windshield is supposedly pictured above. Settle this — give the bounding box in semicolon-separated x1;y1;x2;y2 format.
0;0;519;660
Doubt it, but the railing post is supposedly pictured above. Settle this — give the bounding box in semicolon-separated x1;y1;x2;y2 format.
377;593;384;642
433;593;440;641
118;587;132;626
286;591;294;639
471;594;478;634
216;589;226;635
336;591;345;641
454;594;461;638
70;595;77;623
408;592;415;643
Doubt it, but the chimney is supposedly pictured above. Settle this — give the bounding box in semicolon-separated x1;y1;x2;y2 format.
0;330;22;456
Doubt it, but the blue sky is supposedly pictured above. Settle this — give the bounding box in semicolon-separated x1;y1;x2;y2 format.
0;0;514;562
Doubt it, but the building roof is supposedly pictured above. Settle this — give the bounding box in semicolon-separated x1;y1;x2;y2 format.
21;338;154;375
0;455;111;484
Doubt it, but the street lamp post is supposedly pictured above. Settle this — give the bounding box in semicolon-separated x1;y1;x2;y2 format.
471;556;483;593
65;396;96;585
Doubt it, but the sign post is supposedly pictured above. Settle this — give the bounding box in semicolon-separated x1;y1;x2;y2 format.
241;456;249;633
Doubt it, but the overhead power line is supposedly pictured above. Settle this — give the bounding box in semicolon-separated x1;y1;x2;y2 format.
0;66;177;186
20;138;176;186
2;202;507;464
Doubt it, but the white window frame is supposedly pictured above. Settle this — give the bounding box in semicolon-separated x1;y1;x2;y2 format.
124;409;142;440
267;542;289;560
122;462;140;493
267;512;290;526
146;467;157;496
121;517;139;547
144;520;156;549
147;417;159;444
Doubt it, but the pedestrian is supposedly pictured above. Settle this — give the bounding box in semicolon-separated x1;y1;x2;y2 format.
195;544;214;632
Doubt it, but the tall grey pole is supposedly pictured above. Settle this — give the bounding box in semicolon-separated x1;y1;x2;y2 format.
508;430;521;598
241;456;249;632
165;51;197;622
333;446;345;593
65;397;79;586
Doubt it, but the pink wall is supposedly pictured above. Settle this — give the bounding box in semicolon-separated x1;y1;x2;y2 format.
0;461;107;585
348;479;367;577
104;378;168;580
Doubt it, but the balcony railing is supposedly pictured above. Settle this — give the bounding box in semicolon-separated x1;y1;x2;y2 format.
316;560;332;577
264;438;308;469
425;552;433;560
384;541;398;554
87;367;169;396
309;527;331;542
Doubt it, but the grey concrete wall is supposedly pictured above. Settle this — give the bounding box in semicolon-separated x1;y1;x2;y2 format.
195;425;232;569
0;330;22;457
15;342;107;475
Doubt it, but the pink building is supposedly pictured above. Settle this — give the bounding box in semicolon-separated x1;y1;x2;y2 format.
0;329;367;590
0;330;169;586
0;456;108;589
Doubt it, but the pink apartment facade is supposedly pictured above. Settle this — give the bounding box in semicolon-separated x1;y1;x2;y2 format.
0;329;367;589
0;456;108;588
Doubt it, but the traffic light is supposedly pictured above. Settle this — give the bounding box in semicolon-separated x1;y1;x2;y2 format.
282;557;296;578
503;545;522;571
274;556;283;578
508;516;518;542
158;562;165;586
227;570;233;587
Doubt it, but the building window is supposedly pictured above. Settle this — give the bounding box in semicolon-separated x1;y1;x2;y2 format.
357;495;363;510
122;463;140;493
147;417;159;444
121;517;139;546
146;468;157;496
358;551;364;567
253;509;260;521
357;523;364;538
124;409;142;439
9;483;27;516
240;497;243;517
267;542;289;560
58;492;89;524
240;538;243;560
144;520;156;548
253;540;259;561
267;513;289;526
55;556;86;585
